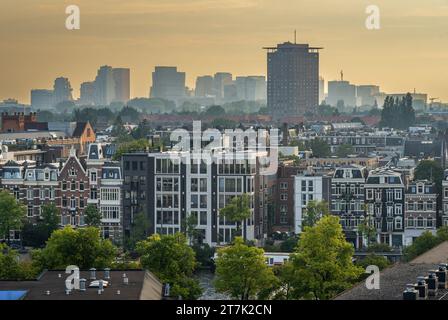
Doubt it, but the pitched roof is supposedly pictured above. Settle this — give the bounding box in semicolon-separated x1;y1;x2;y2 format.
72;122;89;138
334;242;448;300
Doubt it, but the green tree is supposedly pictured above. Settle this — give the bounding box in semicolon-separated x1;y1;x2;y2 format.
0;190;26;245
214;237;278;300
308;138;331;158
41;203;59;232
403;231;440;261
356;254;390;271
336;144;355;157
184;213;203;245
0;244;38;280
414;160;444;191
136;233;202;299
126;212;150;251
113;138;150;161
22;203;60;247
32;226;117;270
219;194;251;239
358;218;377;247
302;200;330;228
380;93;415;129
288;216;363;299
84;204;102;227
204;105;226;116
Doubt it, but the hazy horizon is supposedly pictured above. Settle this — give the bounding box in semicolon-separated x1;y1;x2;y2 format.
1;0;448;103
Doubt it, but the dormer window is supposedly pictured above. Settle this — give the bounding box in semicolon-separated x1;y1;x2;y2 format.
417;184;423;194
70;168;76;176
44;171;50;180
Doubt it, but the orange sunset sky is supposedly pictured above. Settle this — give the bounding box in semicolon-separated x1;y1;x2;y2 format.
1;0;448;103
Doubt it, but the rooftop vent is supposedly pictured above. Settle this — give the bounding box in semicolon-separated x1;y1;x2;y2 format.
403;285;419;300
89;268;96;280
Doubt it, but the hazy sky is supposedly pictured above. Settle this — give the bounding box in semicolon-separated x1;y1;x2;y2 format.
1;0;448;103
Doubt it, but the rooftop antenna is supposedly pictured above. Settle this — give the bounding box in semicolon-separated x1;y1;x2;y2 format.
340;70;344;81
294;30;297;44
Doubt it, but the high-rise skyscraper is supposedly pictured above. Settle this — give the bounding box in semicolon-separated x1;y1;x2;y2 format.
112;68;130;103
94;65;115;106
235;76;267;101
265;42;321;118
327;80;357;108
53;77;73;105
80;82;95;105
213;72;233;101
319;76;325;105
150;66;186;103
30;89;53;109
195;75;214;97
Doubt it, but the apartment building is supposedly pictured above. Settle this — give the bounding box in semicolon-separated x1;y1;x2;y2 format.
293;171;331;234
404;180;437;246
330;165;366;248
365;168;405;247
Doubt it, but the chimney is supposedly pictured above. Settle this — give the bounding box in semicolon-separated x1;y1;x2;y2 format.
104;268;111;280
89;268;96;280
437;265;448;289
427;272;439;296
79;278;86;292
415;276;428;300
403;285;419;300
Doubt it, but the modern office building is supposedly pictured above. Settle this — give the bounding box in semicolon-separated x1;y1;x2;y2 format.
94;65;116;106
30;89;54;109
327;80;357;108
265;42;321;118
213;72;233;101
79;81;95;105
235;76;267;101
293;171;331;234
195;76;214;97
112;68;130;103
122;150;267;246
319;76;325;105
52;77;73;105
150;66;186;103
357;85;380;107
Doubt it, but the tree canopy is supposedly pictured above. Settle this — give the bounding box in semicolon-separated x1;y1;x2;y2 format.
136;233;202;299
287;215;363;299
379;93;415;129
84;204;102;227
214;237;278;300
32;226;117;270
0;190;26;244
302;200;330;228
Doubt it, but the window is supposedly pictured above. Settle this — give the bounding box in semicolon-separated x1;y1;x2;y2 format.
27;188;33;200
40;188;45;200
90;188;97;200
70;169;76;176
79;181;84;191
301;180;306;192
427;217;434;228
71;181;76;191
308;180;314;192
200;211;207;226
100;188;120;201
395;217;402;229
395;204;402;215
280;193;288;201
62;181;67;191
366;189;373;200
407;217;414;227
280;182;288;190
417;217;424;228
70;197;76;210
90;171;97;182
395;189;402;200
27;206;33;217
62;196;68;207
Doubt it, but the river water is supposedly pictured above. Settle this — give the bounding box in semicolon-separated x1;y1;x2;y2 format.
196;270;231;300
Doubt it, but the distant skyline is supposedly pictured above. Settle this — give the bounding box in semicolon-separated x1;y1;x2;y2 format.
1;0;448;103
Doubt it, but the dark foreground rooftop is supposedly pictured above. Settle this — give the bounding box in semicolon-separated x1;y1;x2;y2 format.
0;269;163;300
335;242;448;300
